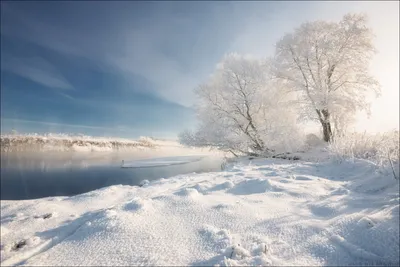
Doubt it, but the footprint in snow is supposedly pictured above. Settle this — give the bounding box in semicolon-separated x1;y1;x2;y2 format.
198;225;232;253
308;204;337;217
196;226;272;266
124;201;143;211
123;198;148;212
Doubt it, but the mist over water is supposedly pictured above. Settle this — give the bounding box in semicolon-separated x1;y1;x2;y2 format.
1;148;224;200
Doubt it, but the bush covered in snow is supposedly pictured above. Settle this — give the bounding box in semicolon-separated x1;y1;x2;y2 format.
304;133;325;149
328;130;399;179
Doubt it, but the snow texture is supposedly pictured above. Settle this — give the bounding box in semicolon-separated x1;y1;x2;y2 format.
1;155;399;266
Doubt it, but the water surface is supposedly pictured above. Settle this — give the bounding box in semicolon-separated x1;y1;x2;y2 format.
1;151;224;200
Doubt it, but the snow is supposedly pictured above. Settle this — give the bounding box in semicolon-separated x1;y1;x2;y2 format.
1;154;399;266
121;156;205;168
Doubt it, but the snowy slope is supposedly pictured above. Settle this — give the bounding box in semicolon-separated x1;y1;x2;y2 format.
1;157;399;266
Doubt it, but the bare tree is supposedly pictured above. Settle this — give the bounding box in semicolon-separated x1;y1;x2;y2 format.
183;53;298;155
270;13;381;142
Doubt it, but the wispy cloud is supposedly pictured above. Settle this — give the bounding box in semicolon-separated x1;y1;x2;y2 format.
1;118;125;131
1;55;73;90
0;2;242;107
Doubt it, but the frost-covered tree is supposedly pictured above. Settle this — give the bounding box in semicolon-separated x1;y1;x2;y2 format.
270;13;381;142
182;53;299;155
178;130;196;147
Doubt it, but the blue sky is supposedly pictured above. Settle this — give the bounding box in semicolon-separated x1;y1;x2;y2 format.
1;1;398;138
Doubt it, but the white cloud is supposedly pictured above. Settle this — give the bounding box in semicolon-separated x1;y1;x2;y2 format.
1;118;112;130
1;56;73;90
0;2;239;107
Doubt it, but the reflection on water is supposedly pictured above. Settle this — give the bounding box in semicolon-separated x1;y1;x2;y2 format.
1;151;224;200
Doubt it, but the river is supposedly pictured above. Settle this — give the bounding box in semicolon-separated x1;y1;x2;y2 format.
1;150;224;200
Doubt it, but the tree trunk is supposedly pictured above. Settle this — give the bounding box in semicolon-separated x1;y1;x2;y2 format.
321;121;332;142
316;109;333;143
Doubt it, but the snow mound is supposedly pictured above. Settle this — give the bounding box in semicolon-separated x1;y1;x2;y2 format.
227;178;274;195
174;188;200;197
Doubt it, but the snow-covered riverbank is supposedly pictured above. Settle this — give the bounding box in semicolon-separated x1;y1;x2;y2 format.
1;156;399;266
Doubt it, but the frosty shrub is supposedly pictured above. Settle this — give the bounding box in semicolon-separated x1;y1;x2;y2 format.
304;133;325;149
138;136;157;148
329;130;399;178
